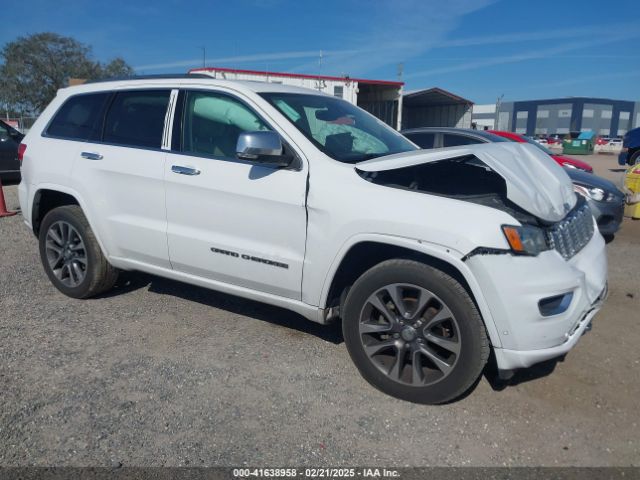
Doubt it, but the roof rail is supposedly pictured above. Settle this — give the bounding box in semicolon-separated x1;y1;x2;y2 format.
83;73;212;84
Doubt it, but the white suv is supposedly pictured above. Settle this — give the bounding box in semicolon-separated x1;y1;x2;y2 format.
18;74;608;404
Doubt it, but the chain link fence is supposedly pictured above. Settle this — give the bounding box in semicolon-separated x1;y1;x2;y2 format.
3;116;39;134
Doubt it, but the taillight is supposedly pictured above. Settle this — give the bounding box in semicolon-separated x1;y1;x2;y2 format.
18;143;26;165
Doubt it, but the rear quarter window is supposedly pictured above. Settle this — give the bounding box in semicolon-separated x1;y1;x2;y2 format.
46;93;111;140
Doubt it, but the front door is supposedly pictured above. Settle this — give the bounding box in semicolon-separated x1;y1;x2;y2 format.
164;89;308;300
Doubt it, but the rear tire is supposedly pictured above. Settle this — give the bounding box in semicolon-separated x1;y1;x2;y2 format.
342;259;489;404
39;205;118;298
630;150;640;166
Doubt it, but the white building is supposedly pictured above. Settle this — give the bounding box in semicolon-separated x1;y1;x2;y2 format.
470;104;497;130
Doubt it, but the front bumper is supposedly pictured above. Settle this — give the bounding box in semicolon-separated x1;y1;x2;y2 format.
618;150;629;166
465;226;608;371
493;283;607;370
587;196;625;236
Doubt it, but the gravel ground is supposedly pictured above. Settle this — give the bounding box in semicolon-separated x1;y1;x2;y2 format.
0;153;639;467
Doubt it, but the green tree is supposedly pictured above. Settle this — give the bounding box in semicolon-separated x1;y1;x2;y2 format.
0;33;133;115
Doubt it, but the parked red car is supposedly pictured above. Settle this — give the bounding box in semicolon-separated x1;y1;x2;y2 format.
489;130;593;173
546;134;563;145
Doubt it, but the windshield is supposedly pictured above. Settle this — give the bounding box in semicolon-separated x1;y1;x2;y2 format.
260;92;417;163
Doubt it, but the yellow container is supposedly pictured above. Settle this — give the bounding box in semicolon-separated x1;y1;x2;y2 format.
624;165;640;219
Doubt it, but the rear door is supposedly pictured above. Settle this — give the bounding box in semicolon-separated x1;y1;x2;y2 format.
164;89;308;300
71;88;174;268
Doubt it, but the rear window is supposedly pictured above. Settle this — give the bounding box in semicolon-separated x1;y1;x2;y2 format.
103;90;171;149
443;133;483;147
46;93;110;140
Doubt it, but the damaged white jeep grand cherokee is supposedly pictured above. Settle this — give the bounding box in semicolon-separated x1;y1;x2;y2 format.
18;75;608;404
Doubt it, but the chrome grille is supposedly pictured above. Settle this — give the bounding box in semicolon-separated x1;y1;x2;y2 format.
546;201;594;260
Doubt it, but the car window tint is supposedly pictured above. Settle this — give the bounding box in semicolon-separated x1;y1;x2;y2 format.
182;91;270;159
405;132;435;149
442;133;483;147
103;90;171;148
46;93;110;140
0;122;9;141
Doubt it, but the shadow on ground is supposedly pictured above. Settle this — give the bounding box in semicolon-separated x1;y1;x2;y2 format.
99;270;344;344
99;271;563;399
483;350;561;392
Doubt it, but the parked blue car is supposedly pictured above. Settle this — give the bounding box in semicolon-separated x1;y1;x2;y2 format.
619;127;640;166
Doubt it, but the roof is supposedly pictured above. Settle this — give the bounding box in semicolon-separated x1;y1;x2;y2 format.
85;73;212;83
190;67;404;87
403;87;473;106
512;96;635;104
56;75;328;97
401;127;508;142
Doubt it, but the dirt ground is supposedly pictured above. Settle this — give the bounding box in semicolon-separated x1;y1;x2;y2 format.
0;152;638;467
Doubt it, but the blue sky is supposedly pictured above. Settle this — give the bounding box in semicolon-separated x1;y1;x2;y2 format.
2;0;639;103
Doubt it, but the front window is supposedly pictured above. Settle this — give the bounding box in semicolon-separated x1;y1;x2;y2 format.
182;91;271;159
260;92;416;163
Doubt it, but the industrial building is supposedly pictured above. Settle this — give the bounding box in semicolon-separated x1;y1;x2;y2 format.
472;97;640;137
190;67;404;130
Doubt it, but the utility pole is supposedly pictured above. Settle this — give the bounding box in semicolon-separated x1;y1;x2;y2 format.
397;62;404;82
319;50;323;74
199;46;206;68
495;94;504;130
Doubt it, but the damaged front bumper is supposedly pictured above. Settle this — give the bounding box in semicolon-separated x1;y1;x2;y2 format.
465;225;608;372
494;283;607;370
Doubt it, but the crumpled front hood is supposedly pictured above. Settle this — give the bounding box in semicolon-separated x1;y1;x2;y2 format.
356;143;576;223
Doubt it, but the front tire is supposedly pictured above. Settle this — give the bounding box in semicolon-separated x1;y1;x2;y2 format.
342;259;489;404
39;205;118;299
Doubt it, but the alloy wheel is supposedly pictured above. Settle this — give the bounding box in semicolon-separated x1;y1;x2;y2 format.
44;221;88;288
358;283;461;386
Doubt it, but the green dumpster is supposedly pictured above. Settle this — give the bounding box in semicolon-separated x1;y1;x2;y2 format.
563;130;595;155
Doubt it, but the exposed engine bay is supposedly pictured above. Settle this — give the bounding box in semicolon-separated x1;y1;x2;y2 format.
357;155;542;225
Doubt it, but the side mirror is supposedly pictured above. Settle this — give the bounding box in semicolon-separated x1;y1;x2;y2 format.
236;131;292;168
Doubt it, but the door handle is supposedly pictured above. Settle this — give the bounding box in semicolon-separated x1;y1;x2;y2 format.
171;165;201;176
81;151;103;160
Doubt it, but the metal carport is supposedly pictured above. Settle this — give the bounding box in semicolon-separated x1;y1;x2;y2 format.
401;87;473;130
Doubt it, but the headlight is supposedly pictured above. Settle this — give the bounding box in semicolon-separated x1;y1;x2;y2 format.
502;225;550;256
573;184;606;202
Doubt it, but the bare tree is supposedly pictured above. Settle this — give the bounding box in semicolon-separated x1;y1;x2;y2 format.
0;33;134;115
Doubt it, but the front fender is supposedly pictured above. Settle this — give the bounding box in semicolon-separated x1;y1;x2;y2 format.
316;233;503;348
